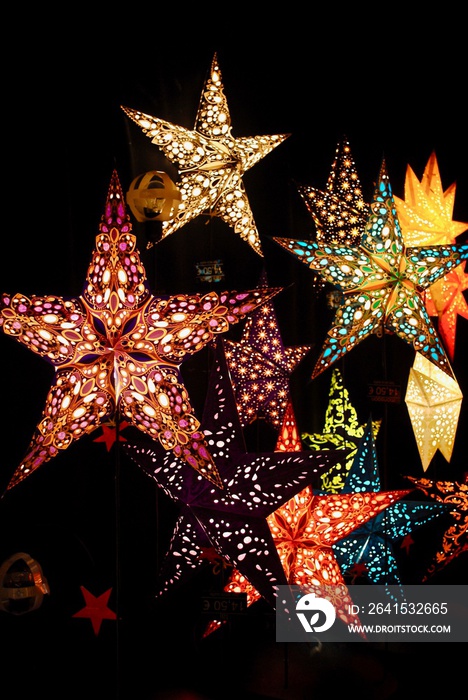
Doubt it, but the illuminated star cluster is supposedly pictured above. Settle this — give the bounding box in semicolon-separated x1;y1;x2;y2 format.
122;53;289;256
332;419;447;586
0;171;281;491
274;161;468;380
123;338;334;610
223;271;311;429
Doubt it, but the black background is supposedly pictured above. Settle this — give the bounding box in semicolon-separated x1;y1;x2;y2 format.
1;20;467;700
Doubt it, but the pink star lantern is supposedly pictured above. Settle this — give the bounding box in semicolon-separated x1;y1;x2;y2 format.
0;170;281;492
223;270;311;430
122;53;289;257
72;585;117;636
394;152;468;360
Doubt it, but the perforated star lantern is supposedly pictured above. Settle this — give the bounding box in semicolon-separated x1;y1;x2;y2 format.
121;53;289;256
332;419;447;585
302;367;381;492
405;352;463;471
406;477;468;580
0;170;282;492
223;270;311;429
274;160;468;380
123;338;334;610
297;136;369;246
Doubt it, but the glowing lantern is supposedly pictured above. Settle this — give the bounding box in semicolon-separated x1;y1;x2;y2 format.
126;170;180;222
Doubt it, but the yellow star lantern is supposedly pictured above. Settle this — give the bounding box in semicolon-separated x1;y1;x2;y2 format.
121;53;289;256
405;352;463;471
394;152;468;361
0;170;282;492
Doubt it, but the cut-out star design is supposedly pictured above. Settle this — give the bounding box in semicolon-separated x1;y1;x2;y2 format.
297;135;369;246
405;352;463;471
301;367;381;492
123;338;334;610
332;419;447;586
394;152;468;361
223;270;311;430
406;476;468;580
121;53;289;257
72;586;117;636
274;160;468;380
0;170;281;492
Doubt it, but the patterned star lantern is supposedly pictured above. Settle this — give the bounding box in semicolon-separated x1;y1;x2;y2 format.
121;52;289;256
274;160;468;380
405;352;463;471
297;135;369;246
223;270;311;430
394;152;468;360
332;419;447;586
0;170;282;492
123;338;334;611
406;477;468;580
301;367;381;492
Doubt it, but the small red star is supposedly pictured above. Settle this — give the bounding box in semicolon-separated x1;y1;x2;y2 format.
93;421;131;451
72;586;117;635
400;533;415;555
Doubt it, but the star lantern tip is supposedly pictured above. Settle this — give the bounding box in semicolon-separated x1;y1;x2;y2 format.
121;53;289;257
1;169;284;492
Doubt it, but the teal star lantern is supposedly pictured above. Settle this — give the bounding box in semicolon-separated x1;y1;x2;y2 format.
332;419;448;586
274;160;468;380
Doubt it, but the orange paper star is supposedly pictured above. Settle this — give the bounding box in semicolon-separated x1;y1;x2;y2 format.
394;152;468;360
72;585;117;636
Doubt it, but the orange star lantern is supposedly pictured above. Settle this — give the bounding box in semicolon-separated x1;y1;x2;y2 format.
394;152;468;360
0;170;281;492
405;352;463;471
122;53;289;256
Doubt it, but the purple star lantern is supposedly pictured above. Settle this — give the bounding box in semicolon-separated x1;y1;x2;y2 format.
123;337;337;610
223;269;311;430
